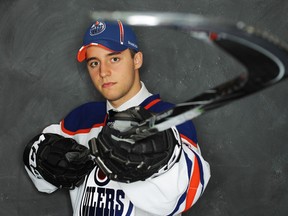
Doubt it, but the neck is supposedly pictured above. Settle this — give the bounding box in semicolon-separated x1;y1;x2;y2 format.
109;81;141;108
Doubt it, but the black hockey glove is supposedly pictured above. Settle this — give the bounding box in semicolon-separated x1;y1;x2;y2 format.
89;106;181;183
23;133;95;189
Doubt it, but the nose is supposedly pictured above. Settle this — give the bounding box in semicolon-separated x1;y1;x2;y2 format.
99;61;111;78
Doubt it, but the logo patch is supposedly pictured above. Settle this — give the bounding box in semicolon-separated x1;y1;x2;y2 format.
90;21;106;36
94;166;110;186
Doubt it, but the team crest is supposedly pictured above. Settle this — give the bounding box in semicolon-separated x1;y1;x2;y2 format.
94;166;110;186
90;21;106;36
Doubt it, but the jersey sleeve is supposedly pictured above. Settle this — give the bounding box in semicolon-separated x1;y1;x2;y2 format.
118;121;210;215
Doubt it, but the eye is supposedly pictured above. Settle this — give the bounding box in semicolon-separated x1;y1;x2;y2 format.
111;57;120;63
88;61;99;68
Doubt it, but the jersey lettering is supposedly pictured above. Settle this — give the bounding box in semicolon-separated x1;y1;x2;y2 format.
81;186;125;216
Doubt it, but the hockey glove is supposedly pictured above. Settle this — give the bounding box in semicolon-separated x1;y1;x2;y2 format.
89;106;181;183
23;133;95;189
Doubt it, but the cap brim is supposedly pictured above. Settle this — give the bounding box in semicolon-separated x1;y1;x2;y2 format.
77;45;88;62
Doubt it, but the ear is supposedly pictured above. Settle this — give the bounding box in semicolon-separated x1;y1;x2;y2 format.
133;52;143;70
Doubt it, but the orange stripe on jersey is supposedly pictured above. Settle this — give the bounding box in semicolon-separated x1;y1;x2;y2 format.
184;156;200;211
180;134;198;148
61;114;108;135
144;99;161;109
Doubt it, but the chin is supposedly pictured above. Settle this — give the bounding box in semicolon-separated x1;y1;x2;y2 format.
103;94;121;102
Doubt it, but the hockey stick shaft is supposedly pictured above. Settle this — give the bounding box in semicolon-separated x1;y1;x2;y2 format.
90;12;288;141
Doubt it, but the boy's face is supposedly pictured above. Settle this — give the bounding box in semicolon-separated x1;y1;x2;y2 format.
86;46;143;108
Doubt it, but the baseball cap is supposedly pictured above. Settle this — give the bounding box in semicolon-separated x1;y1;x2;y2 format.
77;20;139;62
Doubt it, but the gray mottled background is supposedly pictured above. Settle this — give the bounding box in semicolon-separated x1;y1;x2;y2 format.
0;0;287;215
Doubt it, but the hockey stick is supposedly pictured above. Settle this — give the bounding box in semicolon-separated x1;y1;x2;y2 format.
89;11;288;141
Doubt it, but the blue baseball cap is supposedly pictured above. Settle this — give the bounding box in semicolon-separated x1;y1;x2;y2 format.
77;20;139;62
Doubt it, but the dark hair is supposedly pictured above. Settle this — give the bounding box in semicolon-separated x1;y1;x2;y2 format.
129;48;138;58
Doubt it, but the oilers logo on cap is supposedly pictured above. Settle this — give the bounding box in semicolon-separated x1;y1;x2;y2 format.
90;21;106;36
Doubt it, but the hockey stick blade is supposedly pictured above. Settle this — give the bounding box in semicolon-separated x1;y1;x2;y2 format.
91;12;288;141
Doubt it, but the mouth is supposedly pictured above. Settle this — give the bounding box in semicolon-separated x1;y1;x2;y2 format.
102;82;116;88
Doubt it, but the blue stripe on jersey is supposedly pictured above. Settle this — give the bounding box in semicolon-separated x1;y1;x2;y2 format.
142;94;175;112
125;202;133;216
62;101;107;133
176;121;198;145
62;94;198;143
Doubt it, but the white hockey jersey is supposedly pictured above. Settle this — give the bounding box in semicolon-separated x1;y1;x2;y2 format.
24;84;211;216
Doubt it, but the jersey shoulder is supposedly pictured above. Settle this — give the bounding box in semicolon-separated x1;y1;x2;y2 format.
61;101;107;134
141;94;198;145
141;94;174;112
